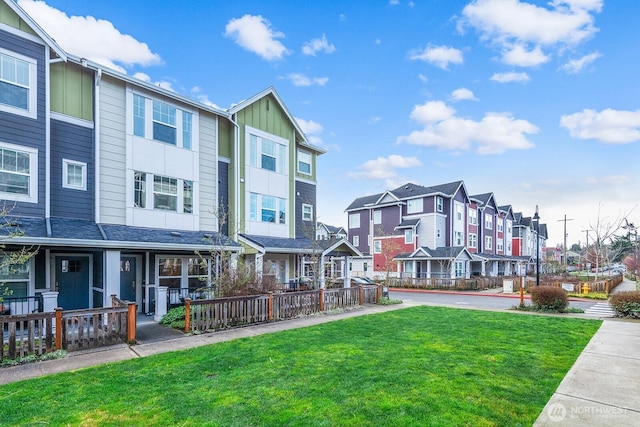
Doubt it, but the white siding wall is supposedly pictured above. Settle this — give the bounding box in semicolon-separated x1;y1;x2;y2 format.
436;214;447;247
99;77;127;224
199;113;218;231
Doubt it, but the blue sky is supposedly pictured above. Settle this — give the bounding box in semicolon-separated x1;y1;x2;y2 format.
19;0;639;247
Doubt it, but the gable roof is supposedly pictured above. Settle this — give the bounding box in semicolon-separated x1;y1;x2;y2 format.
346;180;466;211
239;234;361;256
228;86;325;155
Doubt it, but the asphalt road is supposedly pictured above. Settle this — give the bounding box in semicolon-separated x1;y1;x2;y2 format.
389;290;599;311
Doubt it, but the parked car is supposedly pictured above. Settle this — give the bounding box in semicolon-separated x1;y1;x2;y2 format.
328;277;371;288
353;276;376;285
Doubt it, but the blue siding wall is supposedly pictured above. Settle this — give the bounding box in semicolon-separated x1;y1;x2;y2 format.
50;120;94;220
0;29;46;217
217;160;229;236
295;180;316;239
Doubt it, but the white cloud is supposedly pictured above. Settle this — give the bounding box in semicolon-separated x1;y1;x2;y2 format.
18;0;161;72
295;117;327;148
348;155;422;181
559;51;601;74
409;45;463;70
418;73;428;83
560;108;640;144
398;101;538;154
491;72;530;83
224;15;290;61
450;87;478;102
368;117;382;125
133;72;151;82
302;34;336;56
132;72;174;91
459;0;602;67
502;44;549;67
287;73;329;87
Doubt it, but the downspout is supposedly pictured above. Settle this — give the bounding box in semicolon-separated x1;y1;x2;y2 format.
45;46;51;220
232;114;240;241
94;68;102;223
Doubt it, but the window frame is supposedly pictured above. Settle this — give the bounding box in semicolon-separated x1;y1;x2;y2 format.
468;233;477;248
353;235;359;246
436;196;443;212
373;210;381;225
485;214;493;229
302;203;313;221
249;192;287;225
0;142;38;203
0;48;37;119
485;236;493;250
373;240;382;254
468;208;477;225
297;149;312;175
349;213;360;229
247;128;288;174
407;198;422;214
62;159;87;191
404;229;413;244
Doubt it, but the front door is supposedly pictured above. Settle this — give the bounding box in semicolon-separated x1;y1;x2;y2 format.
56;256;90;310
120;256;137;302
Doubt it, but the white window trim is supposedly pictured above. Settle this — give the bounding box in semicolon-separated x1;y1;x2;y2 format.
373;210;381;225
246;125;289;174
133;171;193;215
0;141;38;204
353;235;359;246
469;233;477;248
0;47;37;119
373;240;382;254
349;213;360;229
436;196;443;212
302;203;313;221
62;159;87;191
248;192;287;225
297;149;312;175
485;236;493;250
404;229;413;244
407;198;422;214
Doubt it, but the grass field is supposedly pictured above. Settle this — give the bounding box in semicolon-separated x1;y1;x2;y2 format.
0;306;601;426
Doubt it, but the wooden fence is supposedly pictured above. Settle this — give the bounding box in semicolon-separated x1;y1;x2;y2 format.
391;276;505;291
186;285;380;333
517;274;624;294
1;298;136;361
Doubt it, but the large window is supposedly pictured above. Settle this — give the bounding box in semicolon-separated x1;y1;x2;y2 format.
153;101;177;144
132;94;193;149
182;112;192;149
62;159;86;191
153;175;177;211
0;50;36;118
249;193;286;224
158;257;210;289
468;208;477;225
349;213;360;229
249;133;287;174
469;233;477;248
407;198;422;214
133;94;145;137
373;210;381;224
0;256;30;298
0;143;37;203
297;149;312;174
134;171;193;214
485;214;493;229
485;236;493;250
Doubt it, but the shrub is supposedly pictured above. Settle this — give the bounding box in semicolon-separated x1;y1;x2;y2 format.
160;306;186;329
530;286;568;312
609;291;640;318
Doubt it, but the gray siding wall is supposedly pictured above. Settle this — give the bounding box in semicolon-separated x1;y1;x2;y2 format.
377;205;400;235
295;180;316;239
0;29;46;217
199;113;218;231
50;120;94;219
348;210;370;254
217;160;229;236
98;76;126;224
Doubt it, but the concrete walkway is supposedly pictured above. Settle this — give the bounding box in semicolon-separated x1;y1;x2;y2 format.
2;279;639;426
535;278;640;426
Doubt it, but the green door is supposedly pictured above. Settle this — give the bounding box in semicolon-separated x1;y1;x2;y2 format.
120;256;137;302
56;256;90;310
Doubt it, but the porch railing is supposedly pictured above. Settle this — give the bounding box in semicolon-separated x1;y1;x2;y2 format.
0;295;43;316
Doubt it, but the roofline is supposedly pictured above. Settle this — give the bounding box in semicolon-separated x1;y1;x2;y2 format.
6;0;67;61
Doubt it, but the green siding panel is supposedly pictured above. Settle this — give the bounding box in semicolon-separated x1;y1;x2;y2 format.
0;3;37;36
51;62;94;121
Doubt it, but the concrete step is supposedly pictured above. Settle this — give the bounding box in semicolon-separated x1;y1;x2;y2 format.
583;302;616;318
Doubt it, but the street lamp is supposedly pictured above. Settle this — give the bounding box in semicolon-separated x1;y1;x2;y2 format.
533;205;540;287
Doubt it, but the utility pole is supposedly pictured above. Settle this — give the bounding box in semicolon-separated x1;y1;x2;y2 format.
582;229;590;270
558;215;574;266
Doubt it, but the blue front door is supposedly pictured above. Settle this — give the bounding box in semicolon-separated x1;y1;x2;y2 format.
120;256;136;302
56;256;90;310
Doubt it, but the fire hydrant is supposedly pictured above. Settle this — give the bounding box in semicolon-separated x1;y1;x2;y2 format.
582;282;589;295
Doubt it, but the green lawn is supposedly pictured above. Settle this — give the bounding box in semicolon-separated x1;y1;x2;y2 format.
0;306;600;426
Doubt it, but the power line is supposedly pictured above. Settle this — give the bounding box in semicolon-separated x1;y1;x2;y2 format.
557;215;574;266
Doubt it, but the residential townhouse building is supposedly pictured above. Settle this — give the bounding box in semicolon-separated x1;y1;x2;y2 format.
345;180;545;280
0;1;354;314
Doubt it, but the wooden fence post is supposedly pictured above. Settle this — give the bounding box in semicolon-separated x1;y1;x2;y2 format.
267;292;273;321
319;288;324;311
55;307;63;350
185;298;191;332
358;285;363;305
111;294;117;307
127;302;136;343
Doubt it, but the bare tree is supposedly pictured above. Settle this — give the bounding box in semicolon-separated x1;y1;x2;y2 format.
586;204;635;281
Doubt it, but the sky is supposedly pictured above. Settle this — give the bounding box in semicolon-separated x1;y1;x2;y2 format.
17;0;640;247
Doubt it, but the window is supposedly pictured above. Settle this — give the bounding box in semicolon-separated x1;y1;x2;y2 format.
455;231;463;246
353;235;359;246
497;241;504;252
455;261;464;278
373;210;381;224
0;143;37;203
469;233;477;248
497;222;503;232
404;229;413;244
153;175;178;211
437;229;441;238
297;149;312;175
456;204;463;220
158;257;211;289
349;213;360;229
249;132;287;174
152;101;177;145
485;214;493;229
407;198;422;214
182;112;192;149
485;236;493;250
373;240;382;254
62;159;86;190
468;208;477;225
134;172;146;208
249;193;286;224
0;255;30;298
0;50;36;118
436;196;443;212
302;203;313;221
183;180;193;214
133;94;145;137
